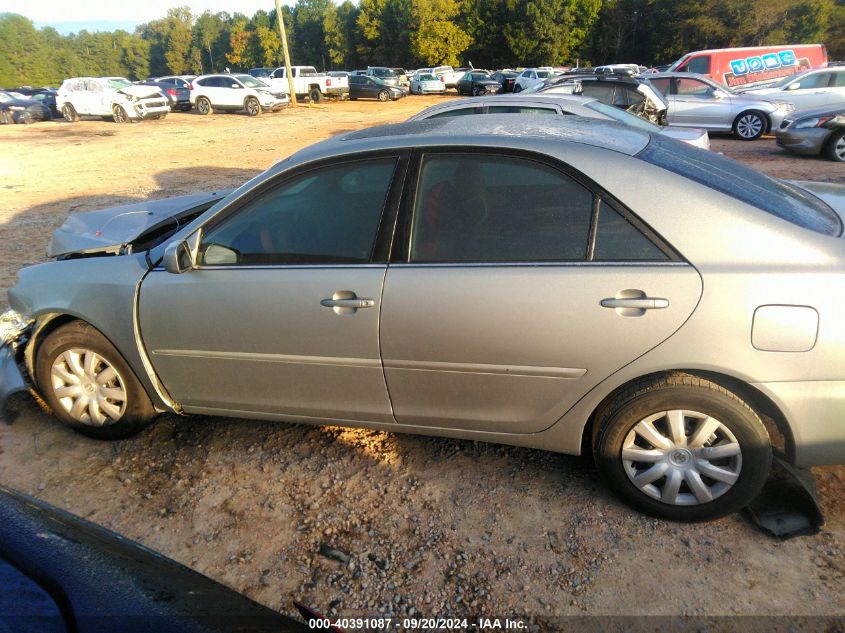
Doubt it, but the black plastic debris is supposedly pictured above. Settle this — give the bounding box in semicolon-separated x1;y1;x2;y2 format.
746;456;824;539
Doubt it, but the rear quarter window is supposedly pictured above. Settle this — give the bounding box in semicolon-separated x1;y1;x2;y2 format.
638;135;842;236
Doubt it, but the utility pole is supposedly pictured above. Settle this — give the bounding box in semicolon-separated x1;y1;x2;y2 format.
275;0;298;106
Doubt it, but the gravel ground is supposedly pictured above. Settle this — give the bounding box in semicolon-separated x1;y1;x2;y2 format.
0;100;843;628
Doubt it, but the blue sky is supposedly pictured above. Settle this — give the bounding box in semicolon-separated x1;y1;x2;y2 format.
8;0;293;33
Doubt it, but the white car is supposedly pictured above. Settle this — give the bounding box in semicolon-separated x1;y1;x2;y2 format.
738;67;845;110
514;68;557;92
57;77;170;123
409;71;446;94
190;74;289;116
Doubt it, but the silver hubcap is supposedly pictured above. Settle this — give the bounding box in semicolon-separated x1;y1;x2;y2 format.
622;410;742;506
199;100;208;113
835;136;845;161
737;115;762;138
50;349;127;426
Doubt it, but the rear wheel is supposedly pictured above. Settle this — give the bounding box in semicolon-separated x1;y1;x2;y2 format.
309;88;322;103
824;129;845;162
196;97;212;115
245;96;261;116
733;110;766;140
35;321;156;440
514;84;522;93
112;105;129;124
62;103;79;122
593;373;771;521
377;90;389;102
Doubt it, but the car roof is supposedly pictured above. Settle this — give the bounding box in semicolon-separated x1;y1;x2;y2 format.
291;116;651;166
411;93;600;115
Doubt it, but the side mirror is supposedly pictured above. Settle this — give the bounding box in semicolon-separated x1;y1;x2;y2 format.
231;84;240;89
163;239;195;274
787;82;800;91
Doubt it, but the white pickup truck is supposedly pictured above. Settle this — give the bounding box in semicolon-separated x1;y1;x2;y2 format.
249;66;349;102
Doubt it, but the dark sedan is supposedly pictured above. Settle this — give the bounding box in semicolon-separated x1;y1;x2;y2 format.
0;90;51;124
491;70;519;93
776;105;845;162
348;75;405;101
140;78;191;111
456;70;501;96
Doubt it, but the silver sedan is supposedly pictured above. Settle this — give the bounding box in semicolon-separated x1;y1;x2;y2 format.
648;72;795;139
2;116;844;522
407;93;710;149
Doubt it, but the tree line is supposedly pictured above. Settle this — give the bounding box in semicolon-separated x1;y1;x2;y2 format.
1;0;844;87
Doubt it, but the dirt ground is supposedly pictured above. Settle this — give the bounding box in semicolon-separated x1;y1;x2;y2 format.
1;97;844;628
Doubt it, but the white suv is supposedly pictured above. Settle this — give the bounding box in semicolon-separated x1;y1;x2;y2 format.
190;74;289;116
57;77;170;123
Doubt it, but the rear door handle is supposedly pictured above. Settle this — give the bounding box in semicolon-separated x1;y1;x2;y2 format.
601;298;669;309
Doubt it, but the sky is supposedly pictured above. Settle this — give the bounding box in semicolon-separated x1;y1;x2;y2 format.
7;0;293;34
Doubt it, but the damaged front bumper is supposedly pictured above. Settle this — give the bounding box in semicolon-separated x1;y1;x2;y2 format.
0;310;34;421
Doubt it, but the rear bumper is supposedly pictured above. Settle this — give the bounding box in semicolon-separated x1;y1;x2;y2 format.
323;87;349;96
753;380;845;466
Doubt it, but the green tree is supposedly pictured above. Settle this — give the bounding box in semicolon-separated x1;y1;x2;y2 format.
163;7;193;75
195;11;225;72
226;19;250;68
256;25;282;66
410;0;472;66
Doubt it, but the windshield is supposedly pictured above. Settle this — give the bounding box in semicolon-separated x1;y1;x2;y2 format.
236;75;267;88
417;74;436;81
107;78;132;89
667;54;691;72
638;134;842;236
768;72;806;89
585;101;660;132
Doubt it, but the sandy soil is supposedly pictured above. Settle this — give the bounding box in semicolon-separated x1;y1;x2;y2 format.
0;97;843;627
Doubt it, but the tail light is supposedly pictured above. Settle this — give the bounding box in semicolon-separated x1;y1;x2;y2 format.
326;78;332;86
166;88;178;96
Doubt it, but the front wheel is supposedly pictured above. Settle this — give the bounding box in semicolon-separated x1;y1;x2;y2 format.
377;90;389;102
824;129;845;163
593;373;771;521
35;321;156;440
245;96;261;116
112;105;129;124
733;111;766;140
62;103;79;122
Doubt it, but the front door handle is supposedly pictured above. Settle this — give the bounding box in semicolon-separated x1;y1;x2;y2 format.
320;291;375;315
601;298;669;310
320;298;376;309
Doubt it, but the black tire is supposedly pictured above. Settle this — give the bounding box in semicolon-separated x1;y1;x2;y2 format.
112;105;129;124
732;110;766;140
34;321;157;440
377;90;389;102
823;128;845;163
593;372;771;521
62;103;79;122
513;84;522;93
20;110;34;124
309;88;322;103
245;96;261;116
472;85;480;96
196;97;212;115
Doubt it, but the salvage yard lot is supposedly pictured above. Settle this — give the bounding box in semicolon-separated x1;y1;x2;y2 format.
1;97;844;624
